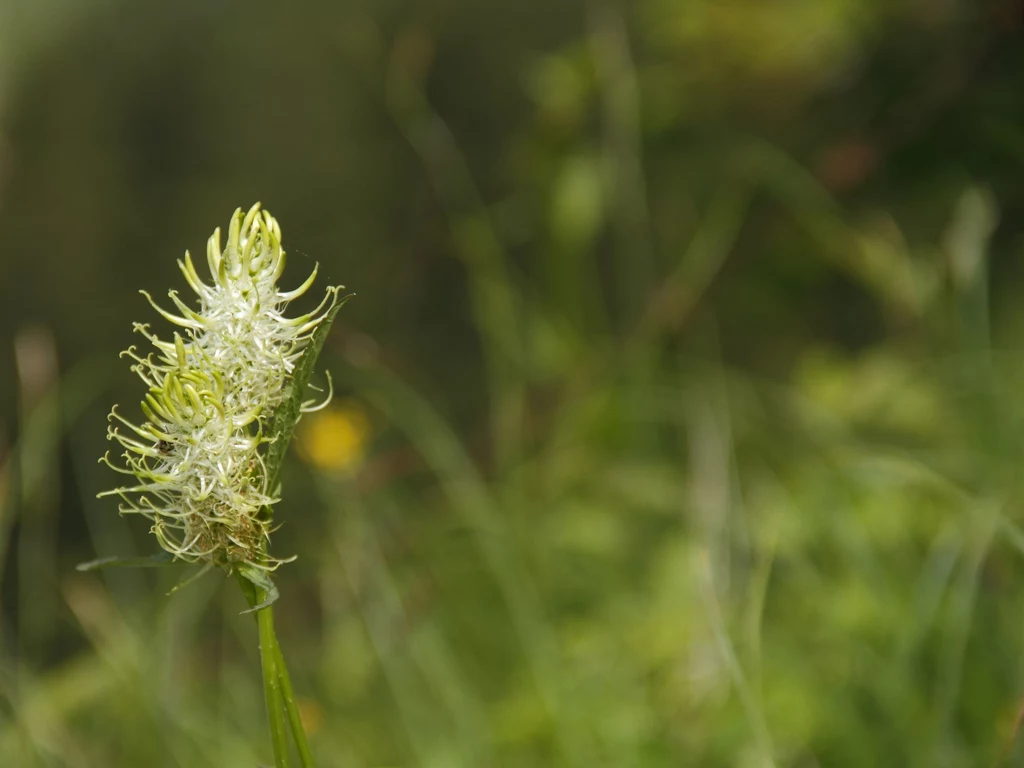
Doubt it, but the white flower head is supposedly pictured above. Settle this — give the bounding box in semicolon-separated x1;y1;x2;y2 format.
100;203;339;571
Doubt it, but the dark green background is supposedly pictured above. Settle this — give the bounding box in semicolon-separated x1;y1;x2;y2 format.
4;1;1024;766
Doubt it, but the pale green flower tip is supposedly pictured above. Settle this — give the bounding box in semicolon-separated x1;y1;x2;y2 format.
227;207;243;251
252;217;274;272
261;209;282;241
168;290;209;328
270;245;288;284
241;202;262;238
276;262;315;302
174;333;186;369
207;227;223;275
179;251;209;295
140;289;201;331
240;230;256;274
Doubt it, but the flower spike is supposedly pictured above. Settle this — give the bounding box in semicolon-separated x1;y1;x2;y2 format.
99;204;340;572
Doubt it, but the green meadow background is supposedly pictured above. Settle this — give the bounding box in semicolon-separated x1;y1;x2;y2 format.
4;1;1024;766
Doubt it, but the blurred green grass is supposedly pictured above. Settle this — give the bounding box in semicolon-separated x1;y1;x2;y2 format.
5;1;1024;766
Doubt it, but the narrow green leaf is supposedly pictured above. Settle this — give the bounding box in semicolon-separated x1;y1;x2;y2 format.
166;561;214;595
237;563;280;613
75;551;176;571
264;290;352;491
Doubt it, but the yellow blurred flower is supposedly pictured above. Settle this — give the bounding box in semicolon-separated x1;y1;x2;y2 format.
297;401;371;472
296;697;324;736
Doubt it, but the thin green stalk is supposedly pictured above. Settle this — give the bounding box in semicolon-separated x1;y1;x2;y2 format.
257;601;291;768
273;636;316;767
239;576;291;768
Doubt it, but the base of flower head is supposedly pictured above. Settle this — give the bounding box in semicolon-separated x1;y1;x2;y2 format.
151;514;296;573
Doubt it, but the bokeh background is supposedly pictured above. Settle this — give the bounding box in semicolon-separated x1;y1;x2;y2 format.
3;1;1024;766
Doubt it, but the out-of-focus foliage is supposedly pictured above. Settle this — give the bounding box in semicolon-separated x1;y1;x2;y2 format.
4;1;1024;766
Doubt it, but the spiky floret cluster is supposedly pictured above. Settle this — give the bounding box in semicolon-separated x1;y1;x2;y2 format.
100;204;338;571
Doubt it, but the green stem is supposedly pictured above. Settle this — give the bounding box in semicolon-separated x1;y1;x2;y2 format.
239;576;291;768
274;637;316;766
258;600;292;768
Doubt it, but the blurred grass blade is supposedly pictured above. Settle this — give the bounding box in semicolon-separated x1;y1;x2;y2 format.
166;562;214;595
75;551;176;571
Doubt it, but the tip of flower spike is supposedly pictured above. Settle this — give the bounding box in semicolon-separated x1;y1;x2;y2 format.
262;209;281;241
241;202;262;235
227;207;243;250
207;227;223;278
